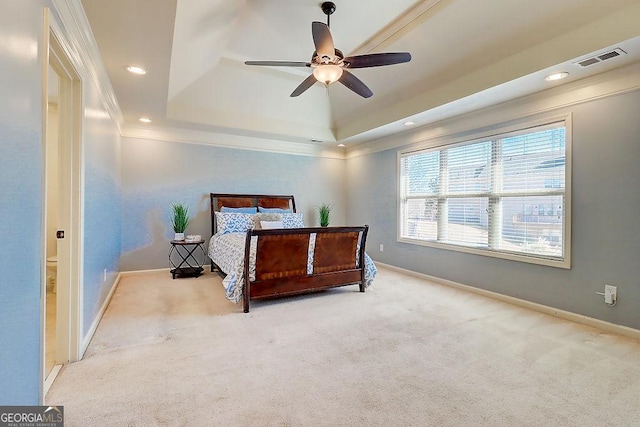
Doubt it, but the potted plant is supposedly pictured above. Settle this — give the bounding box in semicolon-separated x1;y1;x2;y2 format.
318;203;331;227
171;203;190;241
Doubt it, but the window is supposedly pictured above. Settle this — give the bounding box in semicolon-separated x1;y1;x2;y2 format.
399;120;570;267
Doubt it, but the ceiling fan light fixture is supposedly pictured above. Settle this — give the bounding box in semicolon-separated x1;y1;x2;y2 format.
245;2;411;98
313;64;343;85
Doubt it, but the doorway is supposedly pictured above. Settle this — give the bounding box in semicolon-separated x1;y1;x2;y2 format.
42;13;84;401
44;64;60;383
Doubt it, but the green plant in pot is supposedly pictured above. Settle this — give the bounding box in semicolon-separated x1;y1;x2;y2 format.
318;203;331;227
171;203;190;241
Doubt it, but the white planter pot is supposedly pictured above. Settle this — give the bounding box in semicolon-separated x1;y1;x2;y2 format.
174;232;185;241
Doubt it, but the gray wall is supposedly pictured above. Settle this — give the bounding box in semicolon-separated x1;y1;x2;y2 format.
119;137;346;271
347;90;640;330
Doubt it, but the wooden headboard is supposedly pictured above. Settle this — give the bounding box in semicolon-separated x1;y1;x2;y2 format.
210;193;296;235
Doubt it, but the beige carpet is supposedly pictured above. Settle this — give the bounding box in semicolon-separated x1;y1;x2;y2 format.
47;267;640;426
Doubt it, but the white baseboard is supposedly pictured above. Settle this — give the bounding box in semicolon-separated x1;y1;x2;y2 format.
80;273;122;357
375;262;640;341
43;364;62;396
120;267;170;276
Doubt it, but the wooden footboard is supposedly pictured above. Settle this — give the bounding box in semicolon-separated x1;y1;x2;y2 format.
242;226;369;313
210;193;296;272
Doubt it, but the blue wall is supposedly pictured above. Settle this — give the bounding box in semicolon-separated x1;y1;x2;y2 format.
0;1;122;404
82;107;121;335
119;138;346;271
0;0;48;404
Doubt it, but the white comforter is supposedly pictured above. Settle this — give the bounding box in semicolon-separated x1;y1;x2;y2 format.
208;232;377;303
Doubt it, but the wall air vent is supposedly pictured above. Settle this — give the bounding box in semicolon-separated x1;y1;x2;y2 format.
574;48;627;68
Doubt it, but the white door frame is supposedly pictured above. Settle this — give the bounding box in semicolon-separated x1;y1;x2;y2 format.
41;8;84;401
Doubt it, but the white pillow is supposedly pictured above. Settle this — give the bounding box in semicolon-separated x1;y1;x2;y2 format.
253;213;282;229
260;220;284;230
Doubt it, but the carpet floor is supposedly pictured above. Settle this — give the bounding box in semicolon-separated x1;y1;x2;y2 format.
46;266;640;426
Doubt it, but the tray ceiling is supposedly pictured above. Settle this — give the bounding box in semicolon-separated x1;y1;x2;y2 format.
81;0;640;150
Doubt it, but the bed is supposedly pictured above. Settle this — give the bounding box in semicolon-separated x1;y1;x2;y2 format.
208;193;377;312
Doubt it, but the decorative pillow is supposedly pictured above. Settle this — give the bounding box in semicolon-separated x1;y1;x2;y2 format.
260;220;284;229
281;212;304;228
253;213;282;229
215;212;254;234
258;207;292;213
220;206;258;214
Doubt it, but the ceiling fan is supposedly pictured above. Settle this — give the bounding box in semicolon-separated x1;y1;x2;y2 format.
245;1;411;98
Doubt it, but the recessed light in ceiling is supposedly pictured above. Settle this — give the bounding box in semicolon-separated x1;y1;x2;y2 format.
545;72;569;81
338;143;346;147
138;117;152;123
404;121;416;126
126;65;147;75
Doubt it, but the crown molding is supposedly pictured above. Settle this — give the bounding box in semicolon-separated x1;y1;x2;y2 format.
51;0;123;130
349;0;443;55
346;61;640;159
120;125;346;160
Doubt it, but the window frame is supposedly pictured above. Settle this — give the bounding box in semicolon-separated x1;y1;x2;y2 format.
397;114;572;269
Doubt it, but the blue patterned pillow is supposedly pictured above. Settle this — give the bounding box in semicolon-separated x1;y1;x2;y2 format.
221;206;258;214
281;212;304;228
258;207;292;213
215;212;255;234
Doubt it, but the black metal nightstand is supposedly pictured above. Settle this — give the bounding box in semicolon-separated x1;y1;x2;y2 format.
169;239;206;279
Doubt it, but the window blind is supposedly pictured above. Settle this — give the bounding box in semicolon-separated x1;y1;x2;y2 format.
400;121;567;263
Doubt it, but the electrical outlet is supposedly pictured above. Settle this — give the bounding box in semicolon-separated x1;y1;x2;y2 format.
604;285;617;305
379;244;384;252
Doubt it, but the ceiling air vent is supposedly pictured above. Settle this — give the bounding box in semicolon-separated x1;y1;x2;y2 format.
574;48;627;68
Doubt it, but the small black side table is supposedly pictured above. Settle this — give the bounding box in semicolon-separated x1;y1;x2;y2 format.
169;239;206;279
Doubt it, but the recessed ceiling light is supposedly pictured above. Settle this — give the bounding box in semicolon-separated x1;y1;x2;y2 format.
404;121;416;126
126;65;147;75
545;72;569;81
138;117;152;123
338;143;346;147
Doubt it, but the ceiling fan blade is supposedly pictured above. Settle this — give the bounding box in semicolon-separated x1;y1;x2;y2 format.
343;52;412;69
312;21;335;60
290;74;318;97
338;70;373;98
245;61;311;67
